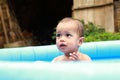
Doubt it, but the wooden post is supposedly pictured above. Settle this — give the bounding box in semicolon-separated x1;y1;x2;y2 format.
0;5;9;44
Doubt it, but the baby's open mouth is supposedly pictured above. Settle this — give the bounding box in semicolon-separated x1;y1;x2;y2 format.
60;44;66;47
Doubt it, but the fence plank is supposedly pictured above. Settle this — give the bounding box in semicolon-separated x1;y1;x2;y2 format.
73;0;114;32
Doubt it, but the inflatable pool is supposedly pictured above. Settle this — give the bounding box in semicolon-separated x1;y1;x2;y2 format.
0;40;120;80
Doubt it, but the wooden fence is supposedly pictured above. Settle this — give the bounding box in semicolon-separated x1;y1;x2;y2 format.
72;0;115;32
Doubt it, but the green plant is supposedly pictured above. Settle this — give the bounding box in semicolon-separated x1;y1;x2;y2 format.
84;22;105;37
84;32;120;42
83;21;120;42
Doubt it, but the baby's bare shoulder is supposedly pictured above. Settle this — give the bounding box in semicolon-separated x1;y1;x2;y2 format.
81;53;91;61
52;55;64;62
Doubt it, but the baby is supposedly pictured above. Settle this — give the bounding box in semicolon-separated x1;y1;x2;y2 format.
52;17;91;62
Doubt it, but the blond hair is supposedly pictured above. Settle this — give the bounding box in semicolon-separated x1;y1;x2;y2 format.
58;17;84;37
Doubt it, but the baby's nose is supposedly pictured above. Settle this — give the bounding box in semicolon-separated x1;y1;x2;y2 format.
60;36;66;42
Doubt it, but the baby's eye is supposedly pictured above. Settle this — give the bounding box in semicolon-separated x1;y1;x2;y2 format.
66;34;72;37
56;33;61;37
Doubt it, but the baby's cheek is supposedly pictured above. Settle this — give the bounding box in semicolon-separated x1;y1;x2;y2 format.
67;47;75;52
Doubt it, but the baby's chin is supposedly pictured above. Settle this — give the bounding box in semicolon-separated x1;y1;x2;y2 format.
64;50;78;56
64;51;74;57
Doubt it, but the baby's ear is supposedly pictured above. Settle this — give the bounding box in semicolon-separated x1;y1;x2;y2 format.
78;37;84;46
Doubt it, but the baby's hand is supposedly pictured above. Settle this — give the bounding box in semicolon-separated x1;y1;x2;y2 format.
69;52;80;61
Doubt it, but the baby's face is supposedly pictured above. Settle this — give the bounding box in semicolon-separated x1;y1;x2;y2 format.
56;21;81;55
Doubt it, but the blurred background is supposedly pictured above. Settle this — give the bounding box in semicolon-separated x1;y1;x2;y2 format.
0;0;120;48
